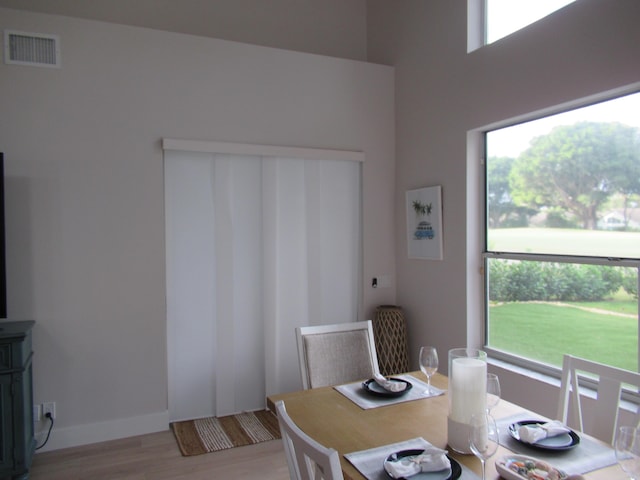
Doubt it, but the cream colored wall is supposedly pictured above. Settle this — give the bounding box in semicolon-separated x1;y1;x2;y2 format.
5;0;636;452
367;0;640;419
0;7;394;450
0;0;367;60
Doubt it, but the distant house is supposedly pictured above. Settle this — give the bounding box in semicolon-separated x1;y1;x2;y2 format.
598;208;640;230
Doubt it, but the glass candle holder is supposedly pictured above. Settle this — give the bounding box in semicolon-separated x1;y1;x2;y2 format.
447;347;487;454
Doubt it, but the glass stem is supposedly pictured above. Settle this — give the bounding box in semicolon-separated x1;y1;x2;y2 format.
481;459;486;480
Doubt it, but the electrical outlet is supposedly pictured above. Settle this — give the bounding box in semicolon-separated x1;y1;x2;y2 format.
43;402;56;420
33;404;42;422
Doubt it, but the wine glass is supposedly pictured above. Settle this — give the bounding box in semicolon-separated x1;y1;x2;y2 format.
418;346;438;394
486;373;501;413
615;426;640;479
469;413;499;480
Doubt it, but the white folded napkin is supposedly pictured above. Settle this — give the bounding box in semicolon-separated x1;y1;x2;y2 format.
383;446;451;478
373;373;407;393
518;420;571;444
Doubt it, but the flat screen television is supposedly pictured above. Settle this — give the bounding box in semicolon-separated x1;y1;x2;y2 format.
0;153;6;318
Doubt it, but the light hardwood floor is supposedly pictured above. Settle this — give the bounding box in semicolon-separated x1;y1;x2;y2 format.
29;430;290;480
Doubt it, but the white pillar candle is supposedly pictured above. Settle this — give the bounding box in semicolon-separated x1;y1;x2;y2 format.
450;357;487;423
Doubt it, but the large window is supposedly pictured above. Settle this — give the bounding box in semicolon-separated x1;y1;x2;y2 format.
484;92;640;373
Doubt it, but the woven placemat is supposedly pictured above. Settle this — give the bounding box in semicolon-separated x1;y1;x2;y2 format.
171;410;281;456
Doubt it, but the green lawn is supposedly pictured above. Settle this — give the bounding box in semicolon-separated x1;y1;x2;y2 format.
578;299;639;316
489;302;638;371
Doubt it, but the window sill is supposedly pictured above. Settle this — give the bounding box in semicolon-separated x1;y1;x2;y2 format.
487;355;562;389
487;353;639;415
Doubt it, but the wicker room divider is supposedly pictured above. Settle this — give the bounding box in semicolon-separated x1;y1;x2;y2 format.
372;305;410;376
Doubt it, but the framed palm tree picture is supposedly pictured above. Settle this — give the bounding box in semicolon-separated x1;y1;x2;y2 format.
406;185;443;260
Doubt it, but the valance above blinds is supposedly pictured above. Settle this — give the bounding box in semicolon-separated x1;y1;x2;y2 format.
162;138;364;162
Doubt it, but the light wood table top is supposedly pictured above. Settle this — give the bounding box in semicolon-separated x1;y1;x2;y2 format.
267;372;625;480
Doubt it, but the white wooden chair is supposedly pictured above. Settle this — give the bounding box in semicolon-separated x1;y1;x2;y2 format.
275;400;344;480
296;320;380;389
556;354;640;445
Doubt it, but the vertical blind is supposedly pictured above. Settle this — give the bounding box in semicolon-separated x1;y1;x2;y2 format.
164;146;362;420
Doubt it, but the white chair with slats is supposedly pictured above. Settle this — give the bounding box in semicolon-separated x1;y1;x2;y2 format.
296;320;380;390
275;400;344;480
557;354;640;445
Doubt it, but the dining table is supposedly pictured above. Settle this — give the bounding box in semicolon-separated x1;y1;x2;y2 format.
266;371;627;480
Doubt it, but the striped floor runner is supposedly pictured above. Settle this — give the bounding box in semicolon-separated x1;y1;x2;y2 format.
170;410;281;456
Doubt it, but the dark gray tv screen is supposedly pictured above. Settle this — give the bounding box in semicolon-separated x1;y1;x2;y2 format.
0;153;6;318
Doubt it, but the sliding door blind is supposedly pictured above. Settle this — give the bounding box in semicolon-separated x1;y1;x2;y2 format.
165;148;362;419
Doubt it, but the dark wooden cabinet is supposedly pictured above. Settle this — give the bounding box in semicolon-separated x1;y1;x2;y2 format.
0;321;35;480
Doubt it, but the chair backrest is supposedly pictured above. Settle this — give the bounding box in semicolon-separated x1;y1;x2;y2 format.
557;354;640;445
296;320;380;389
275;400;344;480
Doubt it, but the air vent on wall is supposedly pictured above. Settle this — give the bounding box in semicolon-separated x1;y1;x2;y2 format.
4;30;61;68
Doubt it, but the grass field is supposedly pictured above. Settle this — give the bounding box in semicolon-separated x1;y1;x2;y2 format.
489;301;638;371
488;228;640;257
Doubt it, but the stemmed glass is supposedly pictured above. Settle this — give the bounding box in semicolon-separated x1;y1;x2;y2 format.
418;346;438;395
486;373;501;413
615;426;640;479
469;413;499;480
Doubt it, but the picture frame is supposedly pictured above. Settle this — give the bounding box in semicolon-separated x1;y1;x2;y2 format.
406;185;443;260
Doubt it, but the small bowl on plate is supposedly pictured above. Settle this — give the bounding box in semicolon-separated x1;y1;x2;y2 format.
362;378;412;398
508;420;580;451
383;449;461;480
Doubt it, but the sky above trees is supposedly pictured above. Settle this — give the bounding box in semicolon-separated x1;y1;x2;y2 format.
487;92;640;158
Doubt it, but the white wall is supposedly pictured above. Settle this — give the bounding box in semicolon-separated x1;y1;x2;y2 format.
0;7;395;450
367;0;640;420
0;0;368;61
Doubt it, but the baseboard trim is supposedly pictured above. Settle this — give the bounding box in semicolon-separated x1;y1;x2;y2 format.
34;410;170;452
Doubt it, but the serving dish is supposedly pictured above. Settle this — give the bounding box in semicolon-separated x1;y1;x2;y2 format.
496;454;569;480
